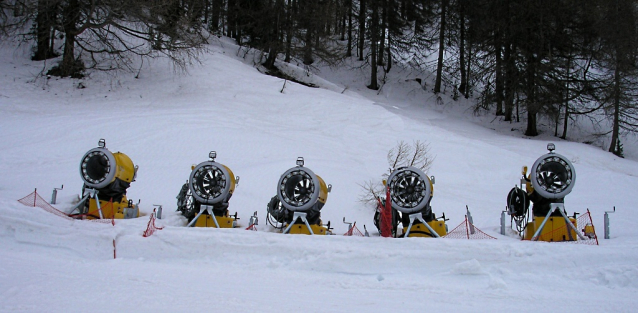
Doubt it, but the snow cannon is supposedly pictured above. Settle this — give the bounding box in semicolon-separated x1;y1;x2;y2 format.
70;139;139;219
505;143;584;241
374;166;447;238
177;151;240;228
266;157;332;235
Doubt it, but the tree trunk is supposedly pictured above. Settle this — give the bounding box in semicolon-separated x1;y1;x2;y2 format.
503;43;514;121
377;0;386;66
346;0;352;57
340;0;346;40
368;2;379;90
303;3;314;65
229;0;243;43
433;0;447;93
561;56;571;139
358;0;366;61
458;0;467;96
524;52;538;136
495;32;504;115
609;59;621;155
264;0;285;70
56;0;81;77
503;0;513;121
211;0;221;32
34;0;55;60
284;0;293;62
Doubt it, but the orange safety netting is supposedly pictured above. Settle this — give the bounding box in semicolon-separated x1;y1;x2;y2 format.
17;189;72;221
530;210;598;245
142;209;163;237
17;189;113;224
443;216;497;239
343;222;364;236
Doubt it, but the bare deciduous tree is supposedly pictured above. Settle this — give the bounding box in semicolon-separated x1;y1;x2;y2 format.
360;140;435;208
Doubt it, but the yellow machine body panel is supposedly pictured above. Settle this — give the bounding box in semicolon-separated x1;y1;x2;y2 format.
524;216;577;241
112;152;136;183
223;165;237;196
287;223;329;235
405;220;447;237
316;175;329;204
87;196;139;219
194;214;236;228
583;224;596;238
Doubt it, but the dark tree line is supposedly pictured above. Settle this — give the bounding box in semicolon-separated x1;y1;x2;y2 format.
464;0;638;156
1;0;208;77
2;0;637;156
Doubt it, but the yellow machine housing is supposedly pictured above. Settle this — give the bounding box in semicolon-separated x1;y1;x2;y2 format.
194;214;237;228
286;221;329;235
224;165;237;198
90;152;136;219
317;175;329;205
111;152;136;184
400;219;447;237
87;196;140;219
524;216;577;241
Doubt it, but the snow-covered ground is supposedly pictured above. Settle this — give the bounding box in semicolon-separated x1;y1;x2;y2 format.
1;38;637;312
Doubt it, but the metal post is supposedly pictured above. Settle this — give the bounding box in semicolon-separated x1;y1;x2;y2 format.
500;211;506;235
605;207;615;239
247;211;258;229
51;185;63;204
466;205;475;235
343;217;353;235
153;205;162;219
91;190;104;220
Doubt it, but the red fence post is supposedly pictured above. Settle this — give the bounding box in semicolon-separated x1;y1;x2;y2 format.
381;186;392;237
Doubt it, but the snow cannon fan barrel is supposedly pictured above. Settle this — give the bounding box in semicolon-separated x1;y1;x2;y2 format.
80;139;137;199
383;166;446;238
277;157;330;214
505;143;578;240
188;151;237;206
267;157;332;234
180;151;241;228
387;166;433;214
529;143;576;199
77;139;139;219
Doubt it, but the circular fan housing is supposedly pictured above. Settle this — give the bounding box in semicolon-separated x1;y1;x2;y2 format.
387;166;432;214
530;153;576;199
80;147;117;189
188;161;236;204
277;166;328;212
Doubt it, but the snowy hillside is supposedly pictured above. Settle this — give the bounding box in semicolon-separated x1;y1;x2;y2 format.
1;38;638;312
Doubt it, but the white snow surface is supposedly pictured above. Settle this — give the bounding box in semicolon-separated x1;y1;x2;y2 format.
1;38;638;312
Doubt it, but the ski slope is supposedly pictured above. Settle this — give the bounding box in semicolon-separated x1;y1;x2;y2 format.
1;38;638;312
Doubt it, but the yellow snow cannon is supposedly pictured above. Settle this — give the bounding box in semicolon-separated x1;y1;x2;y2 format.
266;157;332;235
177;151;240;228
374;166;446;238
70;139;139;220
505;143;584;242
